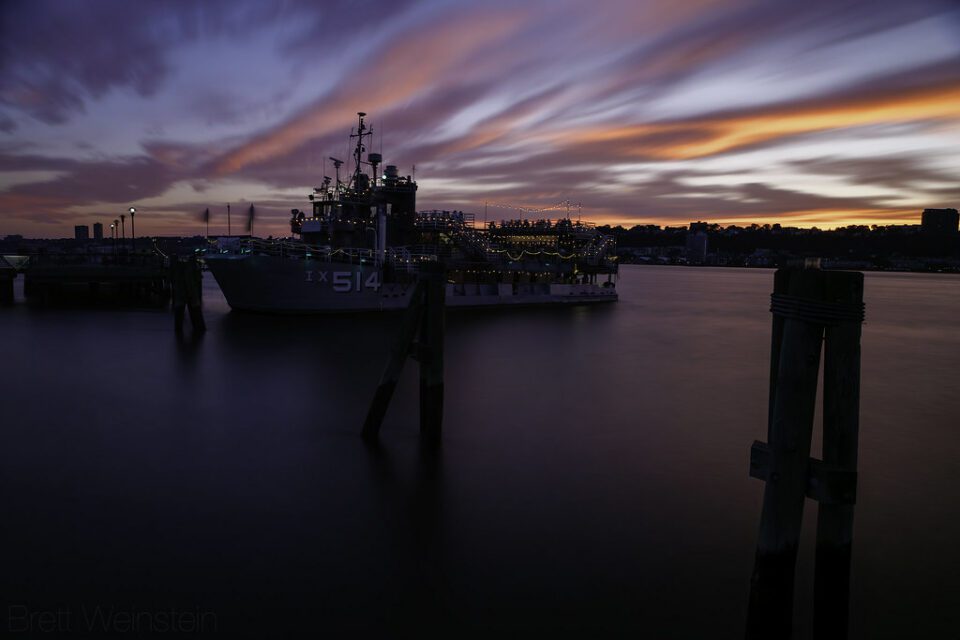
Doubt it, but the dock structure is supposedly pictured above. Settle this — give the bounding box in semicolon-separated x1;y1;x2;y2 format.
5;249;210;336
746;267;864;640
362;262;446;445
21;252;170;304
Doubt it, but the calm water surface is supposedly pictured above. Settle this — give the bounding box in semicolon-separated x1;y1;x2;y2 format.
2;265;958;636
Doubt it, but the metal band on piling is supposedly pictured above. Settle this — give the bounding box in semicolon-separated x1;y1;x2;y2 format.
770;293;865;325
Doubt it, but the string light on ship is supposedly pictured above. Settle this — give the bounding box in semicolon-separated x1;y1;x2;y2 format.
480;199;579;216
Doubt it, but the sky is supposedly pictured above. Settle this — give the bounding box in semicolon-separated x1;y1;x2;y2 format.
1;0;958;238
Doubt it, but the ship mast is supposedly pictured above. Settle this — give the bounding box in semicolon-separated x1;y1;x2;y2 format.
350;111;373;190
329;157;343;198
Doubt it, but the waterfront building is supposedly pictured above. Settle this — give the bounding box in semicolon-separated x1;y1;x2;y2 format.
686;221;709;264
921;208;959;236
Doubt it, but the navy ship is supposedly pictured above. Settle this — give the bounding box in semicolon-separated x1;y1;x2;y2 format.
204;112;618;313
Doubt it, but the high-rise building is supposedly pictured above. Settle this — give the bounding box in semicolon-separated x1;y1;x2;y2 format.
93;222;104;240
686;221;709;264
921;208;959;236
74;225;90;241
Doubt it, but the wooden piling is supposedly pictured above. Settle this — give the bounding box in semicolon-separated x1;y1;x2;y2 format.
747;267;864;640
419;263;446;445
362;263;446;444
814;274;863;640
171;257;205;334
0;272;14;305
747;269;826;639
362;280;425;440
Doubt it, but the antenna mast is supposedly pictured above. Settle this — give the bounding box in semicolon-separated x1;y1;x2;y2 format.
349;112;372;189
329;157;344;197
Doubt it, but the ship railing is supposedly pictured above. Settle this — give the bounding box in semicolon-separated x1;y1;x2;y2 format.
416;210;475;229
486;218;596;231
232;238;439;270
385;249;439;273
235;238;378;264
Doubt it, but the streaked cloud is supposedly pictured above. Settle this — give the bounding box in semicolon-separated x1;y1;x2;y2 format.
1;0;958;236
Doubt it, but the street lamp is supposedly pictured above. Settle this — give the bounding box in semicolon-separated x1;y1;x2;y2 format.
120;214;126;250
129;207;136;252
110;222;116;258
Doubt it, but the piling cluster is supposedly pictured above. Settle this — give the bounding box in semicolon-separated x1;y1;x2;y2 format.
747;267;865;640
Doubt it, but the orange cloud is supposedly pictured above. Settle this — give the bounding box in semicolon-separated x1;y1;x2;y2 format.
215;9;527;175
557;82;960;160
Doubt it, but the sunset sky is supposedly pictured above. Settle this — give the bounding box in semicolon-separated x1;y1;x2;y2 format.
1;0;959;237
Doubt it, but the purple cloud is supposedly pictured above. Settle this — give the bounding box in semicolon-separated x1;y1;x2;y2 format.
1;0;958;236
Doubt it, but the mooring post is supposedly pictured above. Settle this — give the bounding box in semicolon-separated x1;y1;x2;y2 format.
362;262;447;444
814;273;863;640
185;257;206;333
746;267;864;640
419;262;446;445
362;279;427;441
0;271;13;305
171;258;186;334
170;257;205;334
747;269;826;639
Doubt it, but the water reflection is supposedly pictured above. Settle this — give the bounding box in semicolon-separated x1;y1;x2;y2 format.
2;267;959;636
174;331;204;370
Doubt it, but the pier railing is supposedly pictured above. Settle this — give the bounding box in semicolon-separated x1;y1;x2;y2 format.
27;251;167;269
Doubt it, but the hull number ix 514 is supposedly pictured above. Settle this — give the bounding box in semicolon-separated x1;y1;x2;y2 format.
305;270;380;292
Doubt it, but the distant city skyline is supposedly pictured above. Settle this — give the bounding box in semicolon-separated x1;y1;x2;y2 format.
1;0;959;237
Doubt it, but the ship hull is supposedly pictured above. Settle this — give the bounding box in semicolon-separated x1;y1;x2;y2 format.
205;255;616;313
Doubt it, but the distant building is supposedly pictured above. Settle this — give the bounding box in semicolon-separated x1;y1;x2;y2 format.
685;222;708;264
921;208;959;236
74;225;90;241
93;222;104;240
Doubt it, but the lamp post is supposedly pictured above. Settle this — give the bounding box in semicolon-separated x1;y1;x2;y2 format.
129;207;136;252
120;214;126;251
110;222;116;258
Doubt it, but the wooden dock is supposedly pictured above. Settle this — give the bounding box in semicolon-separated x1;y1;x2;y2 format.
19;252;171;304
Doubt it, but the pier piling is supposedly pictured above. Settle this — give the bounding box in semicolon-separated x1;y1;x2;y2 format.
814;273;863;640
746;267;864;640
363;263;446;444
419;263;446;444
0;271;14;305
171;257;205;334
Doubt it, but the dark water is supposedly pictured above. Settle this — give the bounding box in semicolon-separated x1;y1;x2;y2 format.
2;266;958;637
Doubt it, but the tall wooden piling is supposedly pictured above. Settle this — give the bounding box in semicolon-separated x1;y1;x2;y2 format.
171;257;205;334
0;271;14;305
362;279;426;439
814;274;863;639
747;267;864;640
419;263;446;445
363;262;446;444
0;254;14;305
